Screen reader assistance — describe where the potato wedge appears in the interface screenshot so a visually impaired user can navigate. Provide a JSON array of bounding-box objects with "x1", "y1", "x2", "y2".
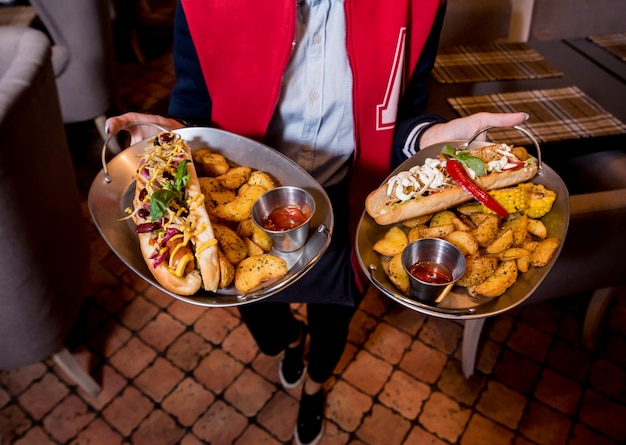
[
  {"x1": 457, "y1": 256, "x2": 498, "y2": 287},
  {"x1": 530, "y1": 237, "x2": 560, "y2": 267},
  {"x1": 198, "y1": 177, "x2": 237, "y2": 209},
  {"x1": 420, "y1": 223, "x2": 454, "y2": 239},
  {"x1": 210, "y1": 184, "x2": 267, "y2": 222},
  {"x1": 193, "y1": 149, "x2": 230, "y2": 176},
  {"x1": 516, "y1": 255, "x2": 531, "y2": 273},
  {"x1": 471, "y1": 260, "x2": 518, "y2": 298},
  {"x1": 217, "y1": 249, "x2": 235, "y2": 288},
  {"x1": 213, "y1": 224, "x2": 248, "y2": 265},
  {"x1": 527, "y1": 218, "x2": 548, "y2": 239},
  {"x1": 430, "y1": 210, "x2": 456, "y2": 228},
  {"x1": 247, "y1": 171, "x2": 277, "y2": 191},
  {"x1": 237, "y1": 219, "x2": 273, "y2": 252},
  {"x1": 471, "y1": 214, "x2": 499, "y2": 246},
  {"x1": 216, "y1": 166, "x2": 252, "y2": 189},
  {"x1": 502, "y1": 214, "x2": 529, "y2": 246},
  {"x1": 373, "y1": 226, "x2": 408, "y2": 257},
  {"x1": 401, "y1": 214, "x2": 432, "y2": 228},
  {"x1": 244, "y1": 237, "x2": 265, "y2": 257},
  {"x1": 486, "y1": 228, "x2": 514, "y2": 254},
  {"x1": 445, "y1": 230, "x2": 478, "y2": 256},
  {"x1": 234, "y1": 254, "x2": 288, "y2": 293},
  {"x1": 387, "y1": 253, "x2": 410, "y2": 293},
  {"x1": 408, "y1": 225, "x2": 427, "y2": 243},
  {"x1": 493, "y1": 247, "x2": 532, "y2": 261}
]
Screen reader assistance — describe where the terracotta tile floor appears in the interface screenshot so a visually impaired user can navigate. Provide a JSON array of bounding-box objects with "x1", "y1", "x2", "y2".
[{"x1": 2, "y1": 6, "x2": 626, "y2": 445}]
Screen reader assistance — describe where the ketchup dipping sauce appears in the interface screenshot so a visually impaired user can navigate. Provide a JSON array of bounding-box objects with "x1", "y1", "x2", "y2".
[
  {"x1": 263, "y1": 205, "x2": 310, "y2": 232},
  {"x1": 252, "y1": 186, "x2": 316, "y2": 252},
  {"x1": 400, "y1": 238, "x2": 466, "y2": 304}
]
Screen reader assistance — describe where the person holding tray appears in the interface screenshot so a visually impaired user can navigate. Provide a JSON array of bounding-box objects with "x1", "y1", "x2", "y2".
[{"x1": 105, "y1": 1, "x2": 527, "y2": 444}]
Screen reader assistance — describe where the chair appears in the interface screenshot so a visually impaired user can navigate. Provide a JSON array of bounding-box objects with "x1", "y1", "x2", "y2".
[
  {"x1": 0, "y1": 26, "x2": 100, "y2": 396},
  {"x1": 462, "y1": 151, "x2": 626, "y2": 377},
  {"x1": 29, "y1": 0, "x2": 120, "y2": 151}
]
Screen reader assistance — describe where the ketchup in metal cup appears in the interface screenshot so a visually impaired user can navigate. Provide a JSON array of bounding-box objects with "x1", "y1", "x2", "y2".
[
  {"x1": 409, "y1": 261, "x2": 453, "y2": 284},
  {"x1": 263, "y1": 205, "x2": 309, "y2": 231}
]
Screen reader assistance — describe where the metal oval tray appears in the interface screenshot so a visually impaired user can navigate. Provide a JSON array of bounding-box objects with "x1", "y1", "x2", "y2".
[
  {"x1": 356, "y1": 140, "x2": 570, "y2": 319},
  {"x1": 88, "y1": 127, "x2": 333, "y2": 307}
]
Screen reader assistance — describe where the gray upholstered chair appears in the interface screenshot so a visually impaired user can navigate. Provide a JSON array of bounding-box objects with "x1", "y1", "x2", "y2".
[
  {"x1": 29, "y1": 0, "x2": 120, "y2": 151},
  {"x1": 462, "y1": 152, "x2": 626, "y2": 377},
  {"x1": 0, "y1": 26, "x2": 100, "y2": 396}
]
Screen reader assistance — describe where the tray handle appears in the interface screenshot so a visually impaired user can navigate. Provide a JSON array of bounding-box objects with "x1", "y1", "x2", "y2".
[
  {"x1": 101, "y1": 122, "x2": 171, "y2": 183},
  {"x1": 462, "y1": 125, "x2": 543, "y2": 175}
]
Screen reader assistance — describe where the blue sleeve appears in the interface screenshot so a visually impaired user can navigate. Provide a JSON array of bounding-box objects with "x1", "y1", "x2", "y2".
[
  {"x1": 390, "y1": 1, "x2": 447, "y2": 169},
  {"x1": 167, "y1": 0, "x2": 213, "y2": 126}
]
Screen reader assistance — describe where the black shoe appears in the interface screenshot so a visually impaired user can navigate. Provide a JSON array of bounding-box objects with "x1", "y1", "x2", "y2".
[
  {"x1": 279, "y1": 321, "x2": 307, "y2": 389},
  {"x1": 294, "y1": 389, "x2": 324, "y2": 445}
]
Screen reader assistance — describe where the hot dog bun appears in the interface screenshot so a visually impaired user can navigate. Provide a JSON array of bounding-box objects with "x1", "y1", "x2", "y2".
[
  {"x1": 131, "y1": 132, "x2": 219, "y2": 295},
  {"x1": 366, "y1": 144, "x2": 538, "y2": 225}
]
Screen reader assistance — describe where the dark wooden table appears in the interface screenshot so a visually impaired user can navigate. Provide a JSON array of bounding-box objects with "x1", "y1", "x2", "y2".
[{"x1": 425, "y1": 39, "x2": 626, "y2": 166}]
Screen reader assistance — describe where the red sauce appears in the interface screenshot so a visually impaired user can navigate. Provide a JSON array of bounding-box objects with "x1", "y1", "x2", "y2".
[
  {"x1": 263, "y1": 205, "x2": 309, "y2": 231},
  {"x1": 409, "y1": 261, "x2": 452, "y2": 284}
]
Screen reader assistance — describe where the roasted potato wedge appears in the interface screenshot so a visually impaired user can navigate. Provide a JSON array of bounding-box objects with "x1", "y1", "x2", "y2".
[
  {"x1": 193, "y1": 149, "x2": 230, "y2": 177},
  {"x1": 530, "y1": 237, "x2": 560, "y2": 267},
  {"x1": 198, "y1": 177, "x2": 238, "y2": 209},
  {"x1": 234, "y1": 254, "x2": 288, "y2": 293},
  {"x1": 420, "y1": 223, "x2": 454, "y2": 239},
  {"x1": 457, "y1": 256, "x2": 498, "y2": 287},
  {"x1": 486, "y1": 228, "x2": 514, "y2": 254},
  {"x1": 217, "y1": 250, "x2": 235, "y2": 288},
  {"x1": 527, "y1": 218, "x2": 548, "y2": 239},
  {"x1": 210, "y1": 184, "x2": 267, "y2": 222},
  {"x1": 470, "y1": 260, "x2": 518, "y2": 298},
  {"x1": 216, "y1": 166, "x2": 252, "y2": 189},
  {"x1": 471, "y1": 214, "x2": 499, "y2": 246},
  {"x1": 247, "y1": 171, "x2": 277, "y2": 191},
  {"x1": 237, "y1": 218, "x2": 273, "y2": 252},
  {"x1": 445, "y1": 231, "x2": 479, "y2": 256},
  {"x1": 244, "y1": 237, "x2": 265, "y2": 257},
  {"x1": 213, "y1": 224, "x2": 248, "y2": 265},
  {"x1": 430, "y1": 210, "x2": 456, "y2": 228},
  {"x1": 386, "y1": 253, "x2": 410, "y2": 293},
  {"x1": 373, "y1": 226, "x2": 408, "y2": 257}
]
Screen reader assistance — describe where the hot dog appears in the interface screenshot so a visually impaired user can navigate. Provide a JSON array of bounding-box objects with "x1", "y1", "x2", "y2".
[
  {"x1": 365, "y1": 143, "x2": 538, "y2": 225},
  {"x1": 130, "y1": 131, "x2": 220, "y2": 295}
]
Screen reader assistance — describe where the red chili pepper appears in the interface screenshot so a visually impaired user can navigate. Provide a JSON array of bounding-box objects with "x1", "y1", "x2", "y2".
[{"x1": 445, "y1": 159, "x2": 509, "y2": 218}]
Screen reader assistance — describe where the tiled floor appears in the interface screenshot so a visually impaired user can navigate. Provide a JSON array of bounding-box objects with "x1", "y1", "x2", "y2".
[{"x1": 2, "y1": 5, "x2": 626, "y2": 445}]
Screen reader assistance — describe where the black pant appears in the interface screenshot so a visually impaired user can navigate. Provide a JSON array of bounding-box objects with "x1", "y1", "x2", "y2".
[{"x1": 237, "y1": 301, "x2": 360, "y2": 383}]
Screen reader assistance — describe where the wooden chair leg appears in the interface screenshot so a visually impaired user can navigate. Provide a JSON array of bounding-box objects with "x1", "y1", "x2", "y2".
[
  {"x1": 52, "y1": 348, "x2": 101, "y2": 397},
  {"x1": 462, "y1": 318, "x2": 486, "y2": 378},
  {"x1": 582, "y1": 287, "x2": 616, "y2": 349}
]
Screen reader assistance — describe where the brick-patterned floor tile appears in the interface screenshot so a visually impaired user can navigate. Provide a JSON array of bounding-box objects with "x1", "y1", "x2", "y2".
[
  {"x1": 578, "y1": 390, "x2": 626, "y2": 442},
  {"x1": 419, "y1": 392, "x2": 471, "y2": 443},
  {"x1": 382, "y1": 304, "x2": 426, "y2": 337},
  {"x1": 403, "y1": 425, "x2": 447, "y2": 445},
  {"x1": 546, "y1": 338, "x2": 593, "y2": 382},
  {"x1": 192, "y1": 400, "x2": 248, "y2": 444},
  {"x1": 569, "y1": 423, "x2": 622, "y2": 445},
  {"x1": 131, "y1": 409, "x2": 185, "y2": 445},
  {"x1": 256, "y1": 391, "x2": 299, "y2": 442},
  {"x1": 117, "y1": 295, "x2": 159, "y2": 331},
  {"x1": 222, "y1": 323, "x2": 259, "y2": 364},
  {"x1": 12, "y1": 427, "x2": 56, "y2": 445},
  {"x1": 224, "y1": 369, "x2": 275, "y2": 417},
  {"x1": 166, "y1": 330, "x2": 213, "y2": 372},
  {"x1": 589, "y1": 359, "x2": 626, "y2": 404},
  {"x1": 484, "y1": 314, "x2": 515, "y2": 343},
  {"x1": 347, "y1": 310, "x2": 379, "y2": 346},
  {"x1": 234, "y1": 424, "x2": 283, "y2": 445},
  {"x1": 194, "y1": 307, "x2": 241, "y2": 344},
  {"x1": 167, "y1": 300, "x2": 208, "y2": 325},
  {"x1": 194, "y1": 348, "x2": 244, "y2": 394},
  {"x1": 0, "y1": 363, "x2": 46, "y2": 396},
  {"x1": 162, "y1": 378, "x2": 215, "y2": 427},
  {"x1": 476, "y1": 338, "x2": 502, "y2": 375},
  {"x1": 42, "y1": 395, "x2": 94, "y2": 443},
  {"x1": 507, "y1": 322, "x2": 552, "y2": 362},
  {"x1": 67, "y1": 418, "x2": 123, "y2": 445},
  {"x1": 342, "y1": 350, "x2": 392, "y2": 395},
  {"x1": 476, "y1": 380, "x2": 527, "y2": 430},
  {"x1": 101, "y1": 386, "x2": 154, "y2": 436},
  {"x1": 399, "y1": 340, "x2": 447, "y2": 384},
  {"x1": 109, "y1": 337, "x2": 157, "y2": 379},
  {"x1": 419, "y1": 317, "x2": 463, "y2": 355},
  {"x1": 519, "y1": 401, "x2": 571, "y2": 445},
  {"x1": 437, "y1": 360, "x2": 485, "y2": 406},
  {"x1": 86, "y1": 365, "x2": 127, "y2": 410},
  {"x1": 326, "y1": 381, "x2": 372, "y2": 433},
  {"x1": 134, "y1": 357, "x2": 184, "y2": 402},
  {"x1": 493, "y1": 349, "x2": 541, "y2": 394},
  {"x1": 461, "y1": 412, "x2": 515, "y2": 445},
  {"x1": 138, "y1": 311, "x2": 186, "y2": 351},
  {"x1": 535, "y1": 368, "x2": 582, "y2": 415},
  {"x1": 17, "y1": 374, "x2": 68, "y2": 420},
  {"x1": 142, "y1": 285, "x2": 174, "y2": 308},
  {"x1": 87, "y1": 319, "x2": 132, "y2": 359},
  {"x1": 356, "y1": 404, "x2": 411, "y2": 445},
  {"x1": 0, "y1": 404, "x2": 32, "y2": 443},
  {"x1": 378, "y1": 370, "x2": 430, "y2": 420},
  {"x1": 364, "y1": 322, "x2": 412, "y2": 365}
]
